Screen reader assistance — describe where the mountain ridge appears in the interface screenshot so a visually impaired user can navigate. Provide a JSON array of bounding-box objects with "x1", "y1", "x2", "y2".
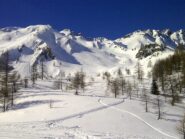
[{"x1": 0, "y1": 25, "x2": 184, "y2": 78}]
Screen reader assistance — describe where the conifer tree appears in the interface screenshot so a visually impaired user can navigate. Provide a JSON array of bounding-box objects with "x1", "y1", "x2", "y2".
[
  {"x1": 72, "y1": 72, "x2": 81, "y2": 95},
  {"x1": 110, "y1": 78, "x2": 120, "y2": 98},
  {"x1": 79, "y1": 69, "x2": 86, "y2": 92},
  {"x1": 0, "y1": 51, "x2": 20, "y2": 111},
  {"x1": 151, "y1": 79, "x2": 160, "y2": 95}
]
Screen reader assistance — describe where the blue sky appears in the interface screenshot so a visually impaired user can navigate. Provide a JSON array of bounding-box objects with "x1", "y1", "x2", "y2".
[{"x1": 0, "y1": 0, "x2": 185, "y2": 39}]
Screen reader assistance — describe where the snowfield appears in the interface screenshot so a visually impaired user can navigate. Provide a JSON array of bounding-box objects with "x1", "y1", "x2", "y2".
[
  {"x1": 0, "y1": 25, "x2": 185, "y2": 138},
  {"x1": 0, "y1": 25, "x2": 183, "y2": 78},
  {"x1": 0, "y1": 79, "x2": 183, "y2": 139}
]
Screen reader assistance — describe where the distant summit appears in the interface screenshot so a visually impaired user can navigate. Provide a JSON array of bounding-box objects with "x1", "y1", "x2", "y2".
[{"x1": 0, "y1": 25, "x2": 184, "y2": 77}]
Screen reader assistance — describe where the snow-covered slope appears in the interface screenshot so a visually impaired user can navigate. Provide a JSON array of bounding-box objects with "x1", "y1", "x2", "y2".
[
  {"x1": 0, "y1": 25, "x2": 184, "y2": 77},
  {"x1": 0, "y1": 79, "x2": 183, "y2": 139}
]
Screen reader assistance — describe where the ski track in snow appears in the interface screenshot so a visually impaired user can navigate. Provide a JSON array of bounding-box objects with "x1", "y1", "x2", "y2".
[
  {"x1": 99, "y1": 99, "x2": 178, "y2": 139},
  {"x1": 0, "y1": 95, "x2": 123, "y2": 139},
  {"x1": 0, "y1": 81, "x2": 180, "y2": 139}
]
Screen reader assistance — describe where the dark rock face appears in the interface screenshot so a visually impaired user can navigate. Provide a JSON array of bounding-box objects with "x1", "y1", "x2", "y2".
[{"x1": 136, "y1": 44, "x2": 164, "y2": 59}]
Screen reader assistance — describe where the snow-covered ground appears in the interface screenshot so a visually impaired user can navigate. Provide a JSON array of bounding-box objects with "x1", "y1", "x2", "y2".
[
  {"x1": 0, "y1": 25, "x2": 185, "y2": 138},
  {"x1": 0, "y1": 79, "x2": 183, "y2": 139},
  {"x1": 0, "y1": 25, "x2": 182, "y2": 78}
]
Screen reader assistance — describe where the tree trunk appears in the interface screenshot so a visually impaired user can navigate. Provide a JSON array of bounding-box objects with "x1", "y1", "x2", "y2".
[
  {"x1": 11, "y1": 85, "x2": 14, "y2": 106},
  {"x1": 129, "y1": 92, "x2": 131, "y2": 100},
  {"x1": 60, "y1": 81, "x2": 63, "y2": 91},
  {"x1": 41, "y1": 61, "x2": 44, "y2": 80},
  {"x1": 170, "y1": 84, "x2": 175, "y2": 106},
  {"x1": 75, "y1": 89, "x2": 78, "y2": 95},
  {"x1": 5, "y1": 52, "x2": 9, "y2": 97},
  {"x1": 145, "y1": 100, "x2": 148, "y2": 112},
  {"x1": 158, "y1": 99, "x2": 160, "y2": 120},
  {"x1": 3, "y1": 96, "x2": 6, "y2": 112},
  {"x1": 122, "y1": 86, "x2": 124, "y2": 95},
  {"x1": 115, "y1": 90, "x2": 117, "y2": 98}
]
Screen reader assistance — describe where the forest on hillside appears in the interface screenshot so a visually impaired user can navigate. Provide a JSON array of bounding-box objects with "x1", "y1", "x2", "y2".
[{"x1": 153, "y1": 50, "x2": 185, "y2": 105}]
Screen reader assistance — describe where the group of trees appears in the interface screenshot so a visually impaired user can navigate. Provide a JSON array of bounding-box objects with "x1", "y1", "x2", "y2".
[
  {"x1": 103, "y1": 67, "x2": 163, "y2": 120},
  {"x1": 31, "y1": 59, "x2": 47, "y2": 86},
  {"x1": 31, "y1": 63, "x2": 38, "y2": 85},
  {"x1": 144, "y1": 53, "x2": 185, "y2": 121},
  {"x1": 72, "y1": 70, "x2": 86, "y2": 95},
  {"x1": 135, "y1": 61, "x2": 144, "y2": 81},
  {"x1": 152, "y1": 51, "x2": 185, "y2": 106},
  {"x1": 106, "y1": 62, "x2": 144, "y2": 99},
  {"x1": 0, "y1": 52, "x2": 20, "y2": 112},
  {"x1": 105, "y1": 69, "x2": 134, "y2": 99},
  {"x1": 150, "y1": 80, "x2": 164, "y2": 120},
  {"x1": 152, "y1": 50, "x2": 185, "y2": 138},
  {"x1": 136, "y1": 81, "x2": 163, "y2": 120},
  {"x1": 0, "y1": 51, "x2": 49, "y2": 112},
  {"x1": 1, "y1": 47, "x2": 185, "y2": 137},
  {"x1": 107, "y1": 50, "x2": 185, "y2": 138}
]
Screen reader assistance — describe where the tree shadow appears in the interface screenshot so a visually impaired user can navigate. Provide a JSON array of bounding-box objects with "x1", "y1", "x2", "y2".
[
  {"x1": 174, "y1": 103, "x2": 185, "y2": 110},
  {"x1": 161, "y1": 117, "x2": 181, "y2": 122},
  {"x1": 163, "y1": 112, "x2": 183, "y2": 119},
  {"x1": 16, "y1": 93, "x2": 63, "y2": 99},
  {"x1": 77, "y1": 93, "x2": 114, "y2": 99},
  {"x1": 12, "y1": 100, "x2": 62, "y2": 110},
  {"x1": 49, "y1": 99, "x2": 124, "y2": 123},
  {"x1": 147, "y1": 111, "x2": 183, "y2": 122}
]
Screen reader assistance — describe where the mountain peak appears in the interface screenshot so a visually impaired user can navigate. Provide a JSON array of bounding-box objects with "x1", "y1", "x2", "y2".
[
  {"x1": 24, "y1": 24, "x2": 53, "y2": 33},
  {"x1": 60, "y1": 29, "x2": 72, "y2": 36},
  {"x1": 0, "y1": 25, "x2": 184, "y2": 77}
]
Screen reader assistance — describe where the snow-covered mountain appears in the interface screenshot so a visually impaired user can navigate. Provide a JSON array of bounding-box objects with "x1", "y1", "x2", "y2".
[{"x1": 0, "y1": 25, "x2": 184, "y2": 77}]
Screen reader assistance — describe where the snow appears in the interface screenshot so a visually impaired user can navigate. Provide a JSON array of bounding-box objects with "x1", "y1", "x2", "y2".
[
  {"x1": 0, "y1": 79, "x2": 183, "y2": 139},
  {"x1": 0, "y1": 25, "x2": 184, "y2": 138},
  {"x1": 0, "y1": 25, "x2": 182, "y2": 78},
  {"x1": 171, "y1": 30, "x2": 185, "y2": 45}
]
